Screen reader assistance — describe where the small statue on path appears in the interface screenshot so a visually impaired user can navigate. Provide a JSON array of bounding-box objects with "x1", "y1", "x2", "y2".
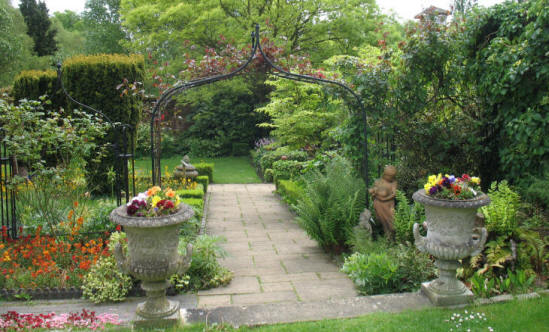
[{"x1": 369, "y1": 165, "x2": 397, "y2": 239}]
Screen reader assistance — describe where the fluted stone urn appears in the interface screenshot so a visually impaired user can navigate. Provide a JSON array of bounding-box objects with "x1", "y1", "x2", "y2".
[
  {"x1": 412, "y1": 190, "x2": 490, "y2": 306},
  {"x1": 109, "y1": 205, "x2": 194, "y2": 319}
]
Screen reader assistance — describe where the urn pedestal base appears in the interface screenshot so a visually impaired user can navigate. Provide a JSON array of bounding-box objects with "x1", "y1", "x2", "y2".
[
  {"x1": 133, "y1": 309, "x2": 185, "y2": 329},
  {"x1": 421, "y1": 258, "x2": 474, "y2": 306},
  {"x1": 421, "y1": 281, "x2": 473, "y2": 307},
  {"x1": 136, "y1": 280, "x2": 179, "y2": 319}
]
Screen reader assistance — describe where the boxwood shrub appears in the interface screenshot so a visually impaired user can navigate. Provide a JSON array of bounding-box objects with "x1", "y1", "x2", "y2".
[{"x1": 194, "y1": 163, "x2": 214, "y2": 183}]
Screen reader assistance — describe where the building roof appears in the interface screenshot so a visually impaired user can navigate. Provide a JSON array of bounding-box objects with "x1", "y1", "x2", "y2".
[{"x1": 414, "y1": 6, "x2": 450, "y2": 20}]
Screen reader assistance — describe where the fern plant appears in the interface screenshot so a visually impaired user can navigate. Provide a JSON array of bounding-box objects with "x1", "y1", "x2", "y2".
[
  {"x1": 481, "y1": 181, "x2": 521, "y2": 236},
  {"x1": 393, "y1": 190, "x2": 425, "y2": 243},
  {"x1": 295, "y1": 156, "x2": 365, "y2": 253}
]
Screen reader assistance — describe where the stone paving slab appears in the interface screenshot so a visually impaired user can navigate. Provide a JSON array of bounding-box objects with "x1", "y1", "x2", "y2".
[{"x1": 204, "y1": 184, "x2": 358, "y2": 307}]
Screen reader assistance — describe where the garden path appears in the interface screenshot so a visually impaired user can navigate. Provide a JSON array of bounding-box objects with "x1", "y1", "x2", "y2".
[{"x1": 198, "y1": 183, "x2": 358, "y2": 308}]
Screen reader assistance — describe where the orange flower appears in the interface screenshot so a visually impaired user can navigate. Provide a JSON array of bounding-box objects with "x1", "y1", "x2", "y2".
[
  {"x1": 67, "y1": 210, "x2": 74, "y2": 220},
  {"x1": 77, "y1": 217, "x2": 84, "y2": 225},
  {"x1": 165, "y1": 188, "x2": 176, "y2": 198},
  {"x1": 73, "y1": 201, "x2": 79, "y2": 208}
]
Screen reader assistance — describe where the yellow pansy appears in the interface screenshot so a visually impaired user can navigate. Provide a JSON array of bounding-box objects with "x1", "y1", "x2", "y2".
[
  {"x1": 175, "y1": 196, "x2": 181, "y2": 207},
  {"x1": 424, "y1": 183, "x2": 432, "y2": 193},
  {"x1": 428, "y1": 174, "x2": 437, "y2": 185},
  {"x1": 151, "y1": 196, "x2": 161, "y2": 207},
  {"x1": 471, "y1": 177, "x2": 481, "y2": 185}
]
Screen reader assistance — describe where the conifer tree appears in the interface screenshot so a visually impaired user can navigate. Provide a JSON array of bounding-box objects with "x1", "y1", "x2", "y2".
[{"x1": 19, "y1": 0, "x2": 57, "y2": 56}]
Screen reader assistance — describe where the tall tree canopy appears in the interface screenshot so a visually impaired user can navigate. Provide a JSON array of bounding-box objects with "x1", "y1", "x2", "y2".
[
  {"x1": 19, "y1": 0, "x2": 57, "y2": 56},
  {"x1": 120, "y1": 0, "x2": 382, "y2": 63},
  {"x1": 82, "y1": 0, "x2": 127, "y2": 54}
]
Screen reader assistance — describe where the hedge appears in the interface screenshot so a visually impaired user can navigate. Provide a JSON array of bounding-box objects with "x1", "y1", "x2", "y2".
[
  {"x1": 276, "y1": 180, "x2": 304, "y2": 206},
  {"x1": 182, "y1": 198, "x2": 204, "y2": 218},
  {"x1": 194, "y1": 163, "x2": 214, "y2": 183},
  {"x1": 272, "y1": 160, "x2": 306, "y2": 184},
  {"x1": 176, "y1": 184, "x2": 205, "y2": 199},
  {"x1": 12, "y1": 70, "x2": 65, "y2": 110},
  {"x1": 196, "y1": 175, "x2": 209, "y2": 193},
  {"x1": 62, "y1": 54, "x2": 145, "y2": 193}
]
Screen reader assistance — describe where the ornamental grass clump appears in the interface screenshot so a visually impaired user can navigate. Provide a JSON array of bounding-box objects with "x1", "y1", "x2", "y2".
[
  {"x1": 423, "y1": 173, "x2": 482, "y2": 200},
  {"x1": 126, "y1": 186, "x2": 182, "y2": 217}
]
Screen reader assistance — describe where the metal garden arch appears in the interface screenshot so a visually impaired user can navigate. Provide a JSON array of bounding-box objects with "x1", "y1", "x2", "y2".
[{"x1": 151, "y1": 25, "x2": 369, "y2": 190}]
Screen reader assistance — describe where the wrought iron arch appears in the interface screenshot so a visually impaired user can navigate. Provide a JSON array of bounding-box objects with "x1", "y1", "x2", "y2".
[{"x1": 151, "y1": 25, "x2": 369, "y2": 191}]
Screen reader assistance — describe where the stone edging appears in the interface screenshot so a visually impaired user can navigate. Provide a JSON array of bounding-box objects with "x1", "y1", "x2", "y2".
[
  {"x1": 199, "y1": 190, "x2": 210, "y2": 235},
  {"x1": 474, "y1": 290, "x2": 547, "y2": 306}
]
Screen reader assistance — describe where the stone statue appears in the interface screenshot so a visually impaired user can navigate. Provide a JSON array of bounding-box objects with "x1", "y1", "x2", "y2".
[
  {"x1": 369, "y1": 165, "x2": 397, "y2": 239},
  {"x1": 173, "y1": 155, "x2": 198, "y2": 180},
  {"x1": 355, "y1": 208, "x2": 373, "y2": 237}
]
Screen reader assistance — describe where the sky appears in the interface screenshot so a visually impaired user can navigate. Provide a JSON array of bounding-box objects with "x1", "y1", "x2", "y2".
[{"x1": 13, "y1": 0, "x2": 506, "y2": 21}]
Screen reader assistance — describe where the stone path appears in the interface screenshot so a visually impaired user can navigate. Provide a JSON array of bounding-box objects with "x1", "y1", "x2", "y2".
[{"x1": 197, "y1": 184, "x2": 358, "y2": 308}]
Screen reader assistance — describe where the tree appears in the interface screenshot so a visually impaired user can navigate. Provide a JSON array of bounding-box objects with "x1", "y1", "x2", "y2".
[
  {"x1": 120, "y1": 0, "x2": 382, "y2": 64},
  {"x1": 82, "y1": 0, "x2": 127, "y2": 54},
  {"x1": 19, "y1": 0, "x2": 57, "y2": 56},
  {"x1": 53, "y1": 10, "x2": 84, "y2": 31},
  {"x1": 0, "y1": 0, "x2": 36, "y2": 87}
]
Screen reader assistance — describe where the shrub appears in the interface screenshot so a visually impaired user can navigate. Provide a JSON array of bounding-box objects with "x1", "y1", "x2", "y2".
[
  {"x1": 12, "y1": 70, "x2": 64, "y2": 110},
  {"x1": 276, "y1": 180, "x2": 304, "y2": 207},
  {"x1": 62, "y1": 54, "x2": 145, "y2": 193},
  {"x1": 295, "y1": 156, "x2": 366, "y2": 253},
  {"x1": 182, "y1": 198, "x2": 204, "y2": 218},
  {"x1": 519, "y1": 173, "x2": 549, "y2": 210},
  {"x1": 272, "y1": 160, "x2": 306, "y2": 183},
  {"x1": 172, "y1": 235, "x2": 232, "y2": 292},
  {"x1": 176, "y1": 77, "x2": 270, "y2": 158},
  {"x1": 342, "y1": 242, "x2": 435, "y2": 295},
  {"x1": 81, "y1": 256, "x2": 132, "y2": 304},
  {"x1": 196, "y1": 175, "x2": 209, "y2": 193},
  {"x1": 232, "y1": 142, "x2": 250, "y2": 156},
  {"x1": 194, "y1": 162, "x2": 214, "y2": 183},
  {"x1": 393, "y1": 190, "x2": 425, "y2": 243},
  {"x1": 264, "y1": 168, "x2": 274, "y2": 182},
  {"x1": 481, "y1": 181, "x2": 521, "y2": 236},
  {"x1": 342, "y1": 252, "x2": 400, "y2": 295},
  {"x1": 259, "y1": 147, "x2": 308, "y2": 173},
  {"x1": 176, "y1": 184, "x2": 204, "y2": 199}
]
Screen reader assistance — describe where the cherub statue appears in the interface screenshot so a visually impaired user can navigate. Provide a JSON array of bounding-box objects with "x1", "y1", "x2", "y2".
[{"x1": 369, "y1": 165, "x2": 397, "y2": 239}]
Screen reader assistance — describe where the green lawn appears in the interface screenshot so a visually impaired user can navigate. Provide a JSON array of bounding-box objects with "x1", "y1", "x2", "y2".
[
  {"x1": 134, "y1": 156, "x2": 262, "y2": 184},
  {"x1": 173, "y1": 295, "x2": 548, "y2": 331}
]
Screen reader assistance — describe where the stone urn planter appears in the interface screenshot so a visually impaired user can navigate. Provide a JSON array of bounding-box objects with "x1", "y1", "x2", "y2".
[
  {"x1": 109, "y1": 204, "x2": 194, "y2": 319},
  {"x1": 412, "y1": 190, "x2": 490, "y2": 306}
]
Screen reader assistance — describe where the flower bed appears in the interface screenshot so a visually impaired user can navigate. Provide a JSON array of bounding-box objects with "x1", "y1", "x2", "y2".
[{"x1": 0, "y1": 209, "x2": 110, "y2": 291}]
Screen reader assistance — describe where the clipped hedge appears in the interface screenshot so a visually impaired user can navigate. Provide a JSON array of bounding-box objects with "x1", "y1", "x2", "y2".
[
  {"x1": 259, "y1": 148, "x2": 308, "y2": 173},
  {"x1": 276, "y1": 179, "x2": 304, "y2": 206},
  {"x1": 196, "y1": 175, "x2": 209, "y2": 193},
  {"x1": 62, "y1": 54, "x2": 145, "y2": 193},
  {"x1": 177, "y1": 184, "x2": 205, "y2": 199},
  {"x1": 194, "y1": 163, "x2": 214, "y2": 183},
  {"x1": 12, "y1": 70, "x2": 65, "y2": 110},
  {"x1": 272, "y1": 160, "x2": 306, "y2": 183},
  {"x1": 182, "y1": 198, "x2": 204, "y2": 218}
]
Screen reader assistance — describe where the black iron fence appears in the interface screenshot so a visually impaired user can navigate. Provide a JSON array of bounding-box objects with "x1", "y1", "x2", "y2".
[{"x1": 0, "y1": 128, "x2": 17, "y2": 239}]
